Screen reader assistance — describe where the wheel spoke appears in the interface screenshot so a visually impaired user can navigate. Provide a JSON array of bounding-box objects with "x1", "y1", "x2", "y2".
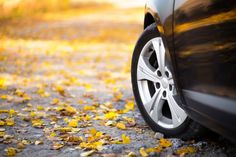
[
  {"x1": 144, "y1": 89, "x2": 163, "y2": 121},
  {"x1": 167, "y1": 93, "x2": 187, "y2": 127},
  {"x1": 137, "y1": 56, "x2": 157, "y2": 82},
  {"x1": 168, "y1": 79, "x2": 174, "y2": 85},
  {"x1": 152, "y1": 39, "x2": 165, "y2": 73}
]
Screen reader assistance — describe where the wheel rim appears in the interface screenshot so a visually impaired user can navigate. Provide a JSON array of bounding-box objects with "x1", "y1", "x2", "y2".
[{"x1": 137, "y1": 37, "x2": 187, "y2": 129}]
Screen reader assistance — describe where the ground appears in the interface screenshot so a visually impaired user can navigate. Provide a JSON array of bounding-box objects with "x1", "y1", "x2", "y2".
[{"x1": 0, "y1": 1, "x2": 235, "y2": 157}]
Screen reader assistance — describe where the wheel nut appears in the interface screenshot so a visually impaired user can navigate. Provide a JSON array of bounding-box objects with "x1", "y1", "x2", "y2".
[
  {"x1": 163, "y1": 91, "x2": 166, "y2": 97},
  {"x1": 165, "y1": 71, "x2": 169, "y2": 78},
  {"x1": 157, "y1": 70, "x2": 162, "y2": 77},
  {"x1": 156, "y1": 82, "x2": 160, "y2": 89},
  {"x1": 169, "y1": 85, "x2": 172, "y2": 91}
]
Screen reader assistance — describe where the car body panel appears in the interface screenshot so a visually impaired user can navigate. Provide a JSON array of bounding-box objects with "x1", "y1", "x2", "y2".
[{"x1": 144, "y1": 0, "x2": 236, "y2": 141}]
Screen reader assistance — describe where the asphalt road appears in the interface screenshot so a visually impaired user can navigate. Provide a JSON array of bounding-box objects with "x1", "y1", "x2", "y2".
[{"x1": 0, "y1": 1, "x2": 235, "y2": 156}]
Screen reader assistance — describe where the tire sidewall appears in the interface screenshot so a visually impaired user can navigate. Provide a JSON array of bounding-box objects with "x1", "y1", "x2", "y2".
[{"x1": 131, "y1": 23, "x2": 191, "y2": 136}]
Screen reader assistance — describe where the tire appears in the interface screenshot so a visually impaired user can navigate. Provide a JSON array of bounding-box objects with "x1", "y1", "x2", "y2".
[{"x1": 131, "y1": 23, "x2": 205, "y2": 139}]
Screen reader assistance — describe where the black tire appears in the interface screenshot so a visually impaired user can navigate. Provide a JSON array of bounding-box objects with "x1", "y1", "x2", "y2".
[{"x1": 131, "y1": 23, "x2": 206, "y2": 139}]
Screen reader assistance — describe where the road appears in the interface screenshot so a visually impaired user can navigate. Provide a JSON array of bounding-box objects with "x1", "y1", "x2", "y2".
[{"x1": 0, "y1": 1, "x2": 235, "y2": 156}]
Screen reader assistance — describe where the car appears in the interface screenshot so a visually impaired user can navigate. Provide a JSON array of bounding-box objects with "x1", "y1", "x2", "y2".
[{"x1": 131, "y1": 0, "x2": 236, "y2": 141}]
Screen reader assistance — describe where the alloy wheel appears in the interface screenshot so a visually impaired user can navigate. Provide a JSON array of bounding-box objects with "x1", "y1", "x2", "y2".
[{"x1": 137, "y1": 37, "x2": 187, "y2": 129}]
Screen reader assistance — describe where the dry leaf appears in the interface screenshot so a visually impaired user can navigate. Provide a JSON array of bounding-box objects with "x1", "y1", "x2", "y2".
[
  {"x1": 159, "y1": 138, "x2": 172, "y2": 148},
  {"x1": 122, "y1": 134, "x2": 130, "y2": 144},
  {"x1": 116, "y1": 122, "x2": 126, "y2": 130},
  {"x1": 139, "y1": 147, "x2": 148, "y2": 157},
  {"x1": 80, "y1": 150, "x2": 95, "y2": 157},
  {"x1": 5, "y1": 147, "x2": 17, "y2": 156}
]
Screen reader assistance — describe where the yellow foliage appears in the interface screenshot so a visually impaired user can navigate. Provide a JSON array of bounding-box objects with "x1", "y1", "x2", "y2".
[
  {"x1": 6, "y1": 118, "x2": 14, "y2": 126},
  {"x1": 125, "y1": 101, "x2": 135, "y2": 111},
  {"x1": 116, "y1": 122, "x2": 126, "y2": 130},
  {"x1": 68, "y1": 119, "x2": 78, "y2": 128},
  {"x1": 5, "y1": 147, "x2": 17, "y2": 156},
  {"x1": 31, "y1": 119, "x2": 44, "y2": 128},
  {"x1": 0, "y1": 120, "x2": 5, "y2": 126},
  {"x1": 176, "y1": 146, "x2": 197, "y2": 155},
  {"x1": 37, "y1": 105, "x2": 44, "y2": 111},
  {"x1": 50, "y1": 98, "x2": 60, "y2": 105},
  {"x1": 80, "y1": 141, "x2": 103, "y2": 150},
  {"x1": 122, "y1": 134, "x2": 130, "y2": 144},
  {"x1": 0, "y1": 77, "x2": 7, "y2": 89},
  {"x1": 89, "y1": 128, "x2": 97, "y2": 136},
  {"x1": 83, "y1": 105, "x2": 96, "y2": 111},
  {"x1": 105, "y1": 111, "x2": 118, "y2": 120},
  {"x1": 159, "y1": 138, "x2": 172, "y2": 148},
  {"x1": 139, "y1": 147, "x2": 148, "y2": 157}
]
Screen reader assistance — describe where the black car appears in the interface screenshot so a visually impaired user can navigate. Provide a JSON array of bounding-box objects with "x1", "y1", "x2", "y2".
[{"x1": 131, "y1": 0, "x2": 236, "y2": 141}]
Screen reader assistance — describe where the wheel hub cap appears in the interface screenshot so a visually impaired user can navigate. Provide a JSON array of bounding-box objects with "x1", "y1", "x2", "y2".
[{"x1": 136, "y1": 37, "x2": 187, "y2": 129}]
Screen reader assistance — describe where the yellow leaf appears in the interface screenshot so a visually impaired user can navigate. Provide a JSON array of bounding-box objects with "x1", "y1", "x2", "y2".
[
  {"x1": 30, "y1": 111, "x2": 36, "y2": 117},
  {"x1": 145, "y1": 148, "x2": 156, "y2": 153},
  {"x1": 5, "y1": 147, "x2": 16, "y2": 156},
  {"x1": 139, "y1": 147, "x2": 148, "y2": 157},
  {"x1": 176, "y1": 146, "x2": 197, "y2": 155},
  {"x1": 9, "y1": 109, "x2": 15, "y2": 117},
  {"x1": 54, "y1": 85, "x2": 65, "y2": 96},
  {"x1": 68, "y1": 119, "x2": 78, "y2": 128},
  {"x1": 1, "y1": 95, "x2": 8, "y2": 100},
  {"x1": 35, "y1": 140, "x2": 43, "y2": 145},
  {"x1": 159, "y1": 138, "x2": 172, "y2": 148},
  {"x1": 116, "y1": 122, "x2": 126, "y2": 130},
  {"x1": 125, "y1": 101, "x2": 135, "y2": 110},
  {"x1": 37, "y1": 105, "x2": 44, "y2": 111},
  {"x1": 122, "y1": 134, "x2": 130, "y2": 144},
  {"x1": 0, "y1": 78, "x2": 7, "y2": 89},
  {"x1": 89, "y1": 128, "x2": 97, "y2": 136},
  {"x1": 31, "y1": 119, "x2": 44, "y2": 128},
  {"x1": 50, "y1": 132, "x2": 57, "y2": 137},
  {"x1": 0, "y1": 110, "x2": 8, "y2": 113},
  {"x1": 6, "y1": 119, "x2": 14, "y2": 126},
  {"x1": 105, "y1": 112, "x2": 118, "y2": 120},
  {"x1": 127, "y1": 152, "x2": 137, "y2": 157},
  {"x1": 50, "y1": 98, "x2": 60, "y2": 105},
  {"x1": 83, "y1": 105, "x2": 96, "y2": 111},
  {"x1": 80, "y1": 150, "x2": 95, "y2": 157},
  {"x1": 0, "y1": 120, "x2": 5, "y2": 126},
  {"x1": 0, "y1": 131, "x2": 5, "y2": 137},
  {"x1": 79, "y1": 141, "x2": 103, "y2": 150},
  {"x1": 52, "y1": 142, "x2": 64, "y2": 150}
]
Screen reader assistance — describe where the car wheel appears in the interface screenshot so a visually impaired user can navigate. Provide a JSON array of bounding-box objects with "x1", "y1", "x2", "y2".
[{"x1": 131, "y1": 23, "x2": 205, "y2": 139}]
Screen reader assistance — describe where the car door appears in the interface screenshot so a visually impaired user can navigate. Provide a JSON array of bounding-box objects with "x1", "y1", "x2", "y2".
[{"x1": 173, "y1": 0, "x2": 236, "y2": 101}]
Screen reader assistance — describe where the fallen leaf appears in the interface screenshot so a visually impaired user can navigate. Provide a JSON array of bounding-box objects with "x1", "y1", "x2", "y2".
[
  {"x1": 68, "y1": 119, "x2": 78, "y2": 128},
  {"x1": 116, "y1": 122, "x2": 126, "y2": 130},
  {"x1": 35, "y1": 140, "x2": 43, "y2": 145},
  {"x1": 122, "y1": 134, "x2": 130, "y2": 144},
  {"x1": 105, "y1": 112, "x2": 118, "y2": 120},
  {"x1": 139, "y1": 147, "x2": 148, "y2": 157},
  {"x1": 176, "y1": 146, "x2": 197, "y2": 155},
  {"x1": 6, "y1": 118, "x2": 14, "y2": 126},
  {"x1": 5, "y1": 147, "x2": 17, "y2": 156},
  {"x1": 80, "y1": 150, "x2": 95, "y2": 157},
  {"x1": 159, "y1": 138, "x2": 172, "y2": 148}
]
